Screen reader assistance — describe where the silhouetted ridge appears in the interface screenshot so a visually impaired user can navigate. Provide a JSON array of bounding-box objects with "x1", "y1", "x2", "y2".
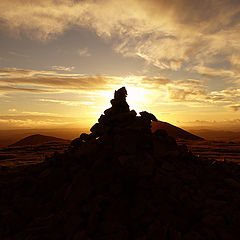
[
  {"x1": 0, "y1": 87, "x2": 240, "y2": 240},
  {"x1": 10, "y1": 134, "x2": 69, "y2": 147},
  {"x1": 152, "y1": 121, "x2": 204, "y2": 140}
]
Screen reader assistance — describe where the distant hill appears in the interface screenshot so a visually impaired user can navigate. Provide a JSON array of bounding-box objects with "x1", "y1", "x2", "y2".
[
  {"x1": 10, "y1": 134, "x2": 70, "y2": 147},
  {"x1": 0, "y1": 128, "x2": 87, "y2": 147},
  {"x1": 151, "y1": 121, "x2": 204, "y2": 140}
]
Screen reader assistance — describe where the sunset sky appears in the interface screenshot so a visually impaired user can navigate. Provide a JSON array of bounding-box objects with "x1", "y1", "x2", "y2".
[{"x1": 1, "y1": 0, "x2": 240, "y2": 130}]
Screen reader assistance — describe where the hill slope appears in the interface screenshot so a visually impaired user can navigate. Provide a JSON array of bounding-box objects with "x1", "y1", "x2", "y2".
[
  {"x1": 10, "y1": 134, "x2": 70, "y2": 147},
  {"x1": 151, "y1": 121, "x2": 204, "y2": 140}
]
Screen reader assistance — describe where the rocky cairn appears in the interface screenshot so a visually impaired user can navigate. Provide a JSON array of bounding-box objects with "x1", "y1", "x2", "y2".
[{"x1": 1, "y1": 87, "x2": 240, "y2": 240}]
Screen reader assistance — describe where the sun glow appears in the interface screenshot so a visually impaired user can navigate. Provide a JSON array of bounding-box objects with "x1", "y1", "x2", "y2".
[
  {"x1": 125, "y1": 86, "x2": 149, "y2": 111},
  {"x1": 94, "y1": 85, "x2": 150, "y2": 115}
]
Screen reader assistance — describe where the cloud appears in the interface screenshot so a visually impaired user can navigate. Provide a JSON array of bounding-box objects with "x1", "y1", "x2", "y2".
[
  {"x1": 39, "y1": 98, "x2": 95, "y2": 106},
  {"x1": 1, "y1": 0, "x2": 240, "y2": 73},
  {"x1": 229, "y1": 104, "x2": 240, "y2": 112},
  {"x1": 141, "y1": 77, "x2": 171, "y2": 87},
  {"x1": 0, "y1": 68, "x2": 115, "y2": 92},
  {"x1": 0, "y1": 76, "x2": 111, "y2": 91},
  {"x1": 168, "y1": 87, "x2": 206, "y2": 101},
  {"x1": 139, "y1": 77, "x2": 205, "y2": 90},
  {"x1": 1, "y1": 67, "x2": 240, "y2": 113},
  {"x1": 8, "y1": 108, "x2": 17, "y2": 112},
  {"x1": 178, "y1": 118, "x2": 240, "y2": 126},
  {"x1": 193, "y1": 65, "x2": 236, "y2": 78},
  {"x1": 0, "y1": 85, "x2": 55, "y2": 93},
  {"x1": 206, "y1": 87, "x2": 240, "y2": 103},
  {"x1": 0, "y1": 68, "x2": 58, "y2": 77},
  {"x1": 52, "y1": 66, "x2": 75, "y2": 71},
  {"x1": 77, "y1": 47, "x2": 91, "y2": 57},
  {"x1": 0, "y1": 68, "x2": 33, "y2": 76},
  {"x1": 173, "y1": 79, "x2": 206, "y2": 87},
  {"x1": 167, "y1": 84, "x2": 240, "y2": 104},
  {"x1": 21, "y1": 111, "x2": 60, "y2": 116},
  {"x1": 0, "y1": 114, "x2": 79, "y2": 129}
]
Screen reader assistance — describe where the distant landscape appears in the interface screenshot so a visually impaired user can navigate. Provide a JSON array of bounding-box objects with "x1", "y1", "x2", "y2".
[
  {"x1": 1, "y1": 125, "x2": 239, "y2": 148},
  {"x1": 0, "y1": 128, "x2": 89, "y2": 147},
  {"x1": 1, "y1": 122, "x2": 240, "y2": 168},
  {"x1": 186, "y1": 129, "x2": 240, "y2": 142}
]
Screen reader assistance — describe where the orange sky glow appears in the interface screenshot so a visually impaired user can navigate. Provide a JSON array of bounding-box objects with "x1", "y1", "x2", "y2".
[{"x1": 1, "y1": 0, "x2": 240, "y2": 131}]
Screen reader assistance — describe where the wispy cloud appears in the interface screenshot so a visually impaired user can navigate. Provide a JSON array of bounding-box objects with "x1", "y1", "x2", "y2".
[
  {"x1": 167, "y1": 84, "x2": 240, "y2": 105},
  {"x1": 229, "y1": 104, "x2": 240, "y2": 112},
  {"x1": 168, "y1": 87, "x2": 206, "y2": 102},
  {"x1": 1, "y1": 67, "x2": 239, "y2": 109},
  {"x1": 0, "y1": 68, "x2": 115, "y2": 92},
  {"x1": 77, "y1": 47, "x2": 91, "y2": 57},
  {"x1": 39, "y1": 98, "x2": 95, "y2": 106},
  {"x1": 8, "y1": 51, "x2": 28, "y2": 58},
  {"x1": 21, "y1": 111, "x2": 60, "y2": 116},
  {"x1": 0, "y1": 85, "x2": 55, "y2": 93},
  {"x1": 8, "y1": 108, "x2": 17, "y2": 112},
  {"x1": 177, "y1": 119, "x2": 240, "y2": 129},
  {"x1": 0, "y1": 114, "x2": 79, "y2": 129},
  {"x1": 52, "y1": 66, "x2": 75, "y2": 71},
  {"x1": 193, "y1": 65, "x2": 236, "y2": 78},
  {"x1": 1, "y1": 0, "x2": 240, "y2": 74},
  {"x1": 141, "y1": 77, "x2": 171, "y2": 88},
  {"x1": 0, "y1": 68, "x2": 56, "y2": 77}
]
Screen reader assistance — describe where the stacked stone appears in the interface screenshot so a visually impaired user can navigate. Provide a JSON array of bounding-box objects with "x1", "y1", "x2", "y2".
[
  {"x1": 70, "y1": 87, "x2": 172, "y2": 159},
  {"x1": 1, "y1": 87, "x2": 240, "y2": 240}
]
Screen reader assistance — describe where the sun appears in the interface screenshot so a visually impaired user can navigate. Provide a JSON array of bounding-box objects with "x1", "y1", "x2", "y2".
[
  {"x1": 95, "y1": 85, "x2": 149, "y2": 113},
  {"x1": 125, "y1": 86, "x2": 148, "y2": 111}
]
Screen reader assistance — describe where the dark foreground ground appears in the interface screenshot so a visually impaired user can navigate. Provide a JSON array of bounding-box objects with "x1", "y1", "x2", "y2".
[
  {"x1": 1, "y1": 139, "x2": 240, "y2": 168},
  {"x1": 1, "y1": 135, "x2": 240, "y2": 240}
]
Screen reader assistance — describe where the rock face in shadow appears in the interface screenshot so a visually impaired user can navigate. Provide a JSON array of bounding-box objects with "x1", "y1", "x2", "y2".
[{"x1": 0, "y1": 87, "x2": 240, "y2": 240}]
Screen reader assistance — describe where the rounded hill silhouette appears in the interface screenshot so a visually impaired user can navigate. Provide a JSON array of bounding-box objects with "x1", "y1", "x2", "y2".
[
  {"x1": 0, "y1": 87, "x2": 240, "y2": 240},
  {"x1": 10, "y1": 134, "x2": 70, "y2": 147}
]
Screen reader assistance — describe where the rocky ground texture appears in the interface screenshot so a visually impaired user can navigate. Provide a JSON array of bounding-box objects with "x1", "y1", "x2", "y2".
[{"x1": 1, "y1": 87, "x2": 240, "y2": 240}]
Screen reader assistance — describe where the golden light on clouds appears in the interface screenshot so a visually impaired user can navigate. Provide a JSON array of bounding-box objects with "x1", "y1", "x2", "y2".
[{"x1": 0, "y1": 0, "x2": 240, "y2": 129}]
